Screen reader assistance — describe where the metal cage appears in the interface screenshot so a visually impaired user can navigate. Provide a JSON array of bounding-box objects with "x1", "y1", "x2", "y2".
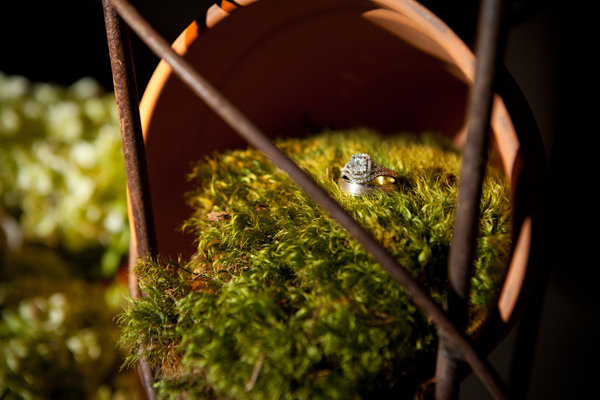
[{"x1": 102, "y1": 0, "x2": 547, "y2": 398}]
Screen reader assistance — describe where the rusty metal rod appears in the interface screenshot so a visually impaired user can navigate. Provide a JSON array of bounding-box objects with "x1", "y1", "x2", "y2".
[
  {"x1": 102, "y1": 0, "x2": 157, "y2": 265},
  {"x1": 107, "y1": 0, "x2": 507, "y2": 398},
  {"x1": 448, "y1": 0, "x2": 506, "y2": 327},
  {"x1": 102, "y1": 1, "x2": 157, "y2": 399},
  {"x1": 435, "y1": 0, "x2": 507, "y2": 399}
]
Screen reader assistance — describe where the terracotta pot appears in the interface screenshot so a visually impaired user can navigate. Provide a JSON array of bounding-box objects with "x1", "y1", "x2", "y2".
[{"x1": 136, "y1": 0, "x2": 546, "y2": 355}]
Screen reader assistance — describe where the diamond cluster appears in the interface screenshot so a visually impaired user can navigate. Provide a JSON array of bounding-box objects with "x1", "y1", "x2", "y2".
[{"x1": 342, "y1": 153, "x2": 371, "y2": 182}]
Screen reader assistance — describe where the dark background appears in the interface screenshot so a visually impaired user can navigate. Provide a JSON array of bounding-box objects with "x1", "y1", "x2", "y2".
[{"x1": 1, "y1": 0, "x2": 595, "y2": 398}]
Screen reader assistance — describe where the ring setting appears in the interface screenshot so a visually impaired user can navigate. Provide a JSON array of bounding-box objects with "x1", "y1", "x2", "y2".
[{"x1": 337, "y1": 153, "x2": 398, "y2": 195}]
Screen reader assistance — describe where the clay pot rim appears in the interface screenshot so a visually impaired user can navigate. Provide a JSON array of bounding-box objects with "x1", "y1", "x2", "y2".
[{"x1": 135, "y1": 0, "x2": 547, "y2": 355}]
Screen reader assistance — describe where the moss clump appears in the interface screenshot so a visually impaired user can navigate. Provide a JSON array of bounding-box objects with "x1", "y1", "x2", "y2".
[{"x1": 120, "y1": 129, "x2": 512, "y2": 399}]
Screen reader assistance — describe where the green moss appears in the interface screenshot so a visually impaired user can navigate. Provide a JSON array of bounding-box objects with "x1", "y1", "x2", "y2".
[{"x1": 120, "y1": 129, "x2": 512, "y2": 399}]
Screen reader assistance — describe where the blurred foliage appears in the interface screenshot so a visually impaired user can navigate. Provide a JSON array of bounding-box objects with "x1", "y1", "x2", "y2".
[
  {"x1": 0, "y1": 72, "x2": 128, "y2": 278},
  {"x1": 121, "y1": 129, "x2": 512, "y2": 399},
  {"x1": 0, "y1": 247, "x2": 140, "y2": 400},
  {"x1": 0, "y1": 72, "x2": 140, "y2": 399}
]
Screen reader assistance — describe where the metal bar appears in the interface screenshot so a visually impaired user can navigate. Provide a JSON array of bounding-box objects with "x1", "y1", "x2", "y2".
[
  {"x1": 435, "y1": 0, "x2": 507, "y2": 399},
  {"x1": 448, "y1": 0, "x2": 506, "y2": 324},
  {"x1": 107, "y1": 0, "x2": 507, "y2": 398},
  {"x1": 102, "y1": 1, "x2": 158, "y2": 399},
  {"x1": 435, "y1": 332, "x2": 461, "y2": 400},
  {"x1": 103, "y1": 0, "x2": 156, "y2": 263}
]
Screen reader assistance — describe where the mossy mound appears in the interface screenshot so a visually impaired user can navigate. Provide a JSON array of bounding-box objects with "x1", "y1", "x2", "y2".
[{"x1": 120, "y1": 129, "x2": 512, "y2": 399}]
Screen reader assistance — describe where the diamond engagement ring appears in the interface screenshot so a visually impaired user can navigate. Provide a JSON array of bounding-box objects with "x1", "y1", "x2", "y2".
[{"x1": 337, "y1": 153, "x2": 398, "y2": 195}]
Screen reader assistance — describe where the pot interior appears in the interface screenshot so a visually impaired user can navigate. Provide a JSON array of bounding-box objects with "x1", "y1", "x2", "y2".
[{"x1": 138, "y1": 0, "x2": 529, "y2": 327}]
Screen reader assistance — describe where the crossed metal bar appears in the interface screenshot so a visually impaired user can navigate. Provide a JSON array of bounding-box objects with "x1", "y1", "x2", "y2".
[{"x1": 103, "y1": 0, "x2": 508, "y2": 398}]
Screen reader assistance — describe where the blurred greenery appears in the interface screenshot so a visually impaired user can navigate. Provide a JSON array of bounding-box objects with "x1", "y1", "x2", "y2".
[
  {"x1": 0, "y1": 71, "x2": 129, "y2": 278},
  {"x1": 0, "y1": 72, "x2": 141, "y2": 399}
]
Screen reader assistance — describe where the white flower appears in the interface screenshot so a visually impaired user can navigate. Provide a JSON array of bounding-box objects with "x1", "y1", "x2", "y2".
[
  {"x1": 0, "y1": 107, "x2": 21, "y2": 135},
  {"x1": 48, "y1": 101, "x2": 82, "y2": 140},
  {"x1": 0, "y1": 74, "x2": 28, "y2": 100},
  {"x1": 104, "y1": 210, "x2": 125, "y2": 234},
  {"x1": 83, "y1": 97, "x2": 108, "y2": 124},
  {"x1": 69, "y1": 77, "x2": 101, "y2": 99},
  {"x1": 16, "y1": 162, "x2": 52, "y2": 195},
  {"x1": 33, "y1": 82, "x2": 60, "y2": 103},
  {"x1": 70, "y1": 141, "x2": 97, "y2": 169},
  {"x1": 47, "y1": 293, "x2": 67, "y2": 327},
  {"x1": 66, "y1": 336, "x2": 83, "y2": 358},
  {"x1": 65, "y1": 170, "x2": 94, "y2": 204},
  {"x1": 67, "y1": 329, "x2": 102, "y2": 362},
  {"x1": 22, "y1": 99, "x2": 42, "y2": 119}
]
